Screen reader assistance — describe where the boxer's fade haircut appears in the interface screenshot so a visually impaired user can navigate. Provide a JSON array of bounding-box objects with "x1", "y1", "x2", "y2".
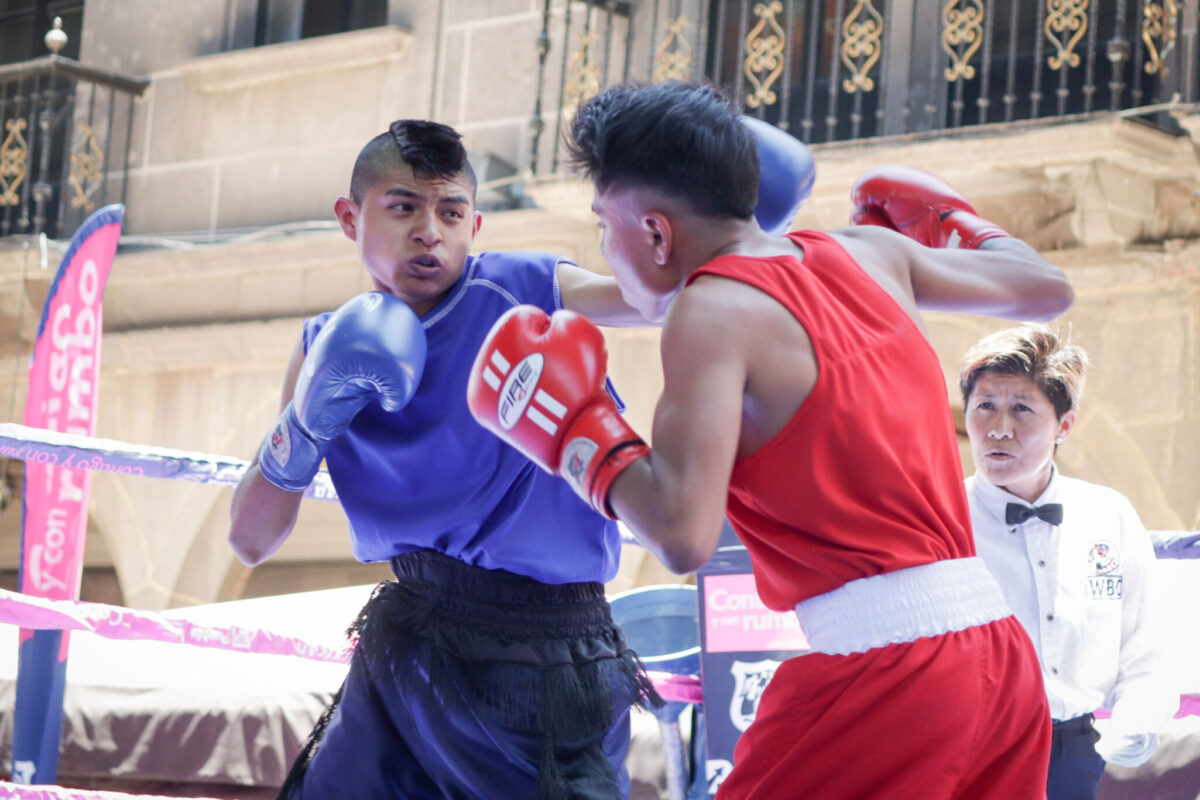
[
  {"x1": 959, "y1": 324, "x2": 1089, "y2": 420},
  {"x1": 349, "y1": 119, "x2": 478, "y2": 203},
  {"x1": 566, "y1": 81, "x2": 759, "y2": 220}
]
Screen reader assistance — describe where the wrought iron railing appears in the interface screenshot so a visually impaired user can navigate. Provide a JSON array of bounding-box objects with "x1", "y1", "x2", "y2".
[
  {"x1": 0, "y1": 54, "x2": 148, "y2": 240},
  {"x1": 531, "y1": 0, "x2": 637, "y2": 175},
  {"x1": 531, "y1": 0, "x2": 1199, "y2": 174},
  {"x1": 712, "y1": 0, "x2": 1197, "y2": 141}
]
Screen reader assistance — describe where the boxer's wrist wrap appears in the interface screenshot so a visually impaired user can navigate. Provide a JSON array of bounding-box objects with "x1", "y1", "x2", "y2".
[{"x1": 257, "y1": 402, "x2": 326, "y2": 492}]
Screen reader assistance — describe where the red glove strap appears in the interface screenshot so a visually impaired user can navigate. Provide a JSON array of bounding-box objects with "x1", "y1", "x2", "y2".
[
  {"x1": 560, "y1": 403, "x2": 648, "y2": 518},
  {"x1": 589, "y1": 440, "x2": 651, "y2": 519},
  {"x1": 944, "y1": 210, "x2": 1010, "y2": 249}
]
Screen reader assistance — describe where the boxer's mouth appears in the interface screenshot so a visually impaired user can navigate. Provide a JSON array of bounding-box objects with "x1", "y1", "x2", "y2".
[{"x1": 410, "y1": 255, "x2": 442, "y2": 272}]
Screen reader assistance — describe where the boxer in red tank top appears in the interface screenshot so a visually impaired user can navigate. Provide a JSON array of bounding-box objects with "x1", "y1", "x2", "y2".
[{"x1": 470, "y1": 82, "x2": 1074, "y2": 798}]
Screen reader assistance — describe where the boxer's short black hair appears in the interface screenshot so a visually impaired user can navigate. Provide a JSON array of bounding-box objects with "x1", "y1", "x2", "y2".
[
  {"x1": 350, "y1": 119, "x2": 477, "y2": 203},
  {"x1": 566, "y1": 81, "x2": 758, "y2": 220}
]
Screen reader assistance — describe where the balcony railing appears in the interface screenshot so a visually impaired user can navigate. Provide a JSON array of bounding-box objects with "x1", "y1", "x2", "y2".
[
  {"x1": 0, "y1": 54, "x2": 148, "y2": 240},
  {"x1": 531, "y1": 0, "x2": 1199, "y2": 175}
]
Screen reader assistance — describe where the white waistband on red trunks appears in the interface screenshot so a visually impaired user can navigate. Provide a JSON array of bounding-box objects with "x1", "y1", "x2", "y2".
[{"x1": 793, "y1": 557, "x2": 1012, "y2": 656}]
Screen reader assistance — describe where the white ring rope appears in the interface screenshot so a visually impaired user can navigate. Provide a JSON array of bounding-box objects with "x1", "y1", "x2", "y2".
[
  {"x1": 0, "y1": 423, "x2": 337, "y2": 501},
  {"x1": 0, "y1": 423, "x2": 646, "y2": 545}
]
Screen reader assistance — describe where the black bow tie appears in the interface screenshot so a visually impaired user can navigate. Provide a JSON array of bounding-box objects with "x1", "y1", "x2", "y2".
[{"x1": 1005, "y1": 502, "x2": 1064, "y2": 526}]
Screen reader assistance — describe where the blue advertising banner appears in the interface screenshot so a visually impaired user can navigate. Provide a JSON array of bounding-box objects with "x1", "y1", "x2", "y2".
[{"x1": 696, "y1": 526, "x2": 809, "y2": 796}]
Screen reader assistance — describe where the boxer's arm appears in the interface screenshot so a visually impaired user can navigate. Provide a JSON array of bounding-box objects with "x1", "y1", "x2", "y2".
[
  {"x1": 835, "y1": 225, "x2": 1074, "y2": 321},
  {"x1": 910, "y1": 233, "x2": 1073, "y2": 320},
  {"x1": 607, "y1": 282, "x2": 744, "y2": 573},
  {"x1": 557, "y1": 261, "x2": 655, "y2": 327},
  {"x1": 229, "y1": 336, "x2": 306, "y2": 567},
  {"x1": 846, "y1": 165, "x2": 1073, "y2": 320}
]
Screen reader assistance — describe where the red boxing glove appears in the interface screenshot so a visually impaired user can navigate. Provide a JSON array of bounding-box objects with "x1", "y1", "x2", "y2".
[
  {"x1": 467, "y1": 305, "x2": 648, "y2": 518},
  {"x1": 850, "y1": 165, "x2": 1010, "y2": 249}
]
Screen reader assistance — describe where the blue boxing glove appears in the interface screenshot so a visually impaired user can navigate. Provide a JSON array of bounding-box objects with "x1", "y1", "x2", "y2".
[
  {"x1": 744, "y1": 116, "x2": 816, "y2": 235},
  {"x1": 258, "y1": 292, "x2": 426, "y2": 491}
]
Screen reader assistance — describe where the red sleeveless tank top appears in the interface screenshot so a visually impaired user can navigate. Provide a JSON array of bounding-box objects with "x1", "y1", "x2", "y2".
[{"x1": 687, "y1": 230, "x2": 974, "y2": 610}]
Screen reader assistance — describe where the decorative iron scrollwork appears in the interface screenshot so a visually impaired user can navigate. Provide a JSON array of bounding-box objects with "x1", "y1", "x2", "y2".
[
  {"x1": 1142, "y1": 0, "x2": 1178, "y2": 76},
  {"x1": 563, "y1": 29, "x2": 602, "y2": 116},
  {"x1": 0, "y1": 118, "x2": 27, "y2": 207},
  {"x1": 654, "y1": 15, "x2": 692, "y2": 83},
  {"x1": 842, "y1": 0, "x2": 884, "y2": 93},
  {"x1": 744, "y1": 1, "x2": 786, "y2": 108},
  {"x1": 1045, "y1": 0, "x2": 1090, "y2": 70},
  {"x1": 68, "y1": 123, "x2": 103, "y2": 212},
  {"x1": 942, "y1": 0, "x2": 985, "y2": 81}
]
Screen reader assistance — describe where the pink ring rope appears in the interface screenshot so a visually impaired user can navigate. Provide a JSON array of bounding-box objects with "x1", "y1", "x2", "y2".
[
  {"x1": 0, "y1": 588, "x2": 703, "y2": 703},
  {"x1": 0, "y1": 781, "x2": 224, "y2": 800},
  {"x1": 0, "y1": 588, "x2": 351, "y2": 664}
]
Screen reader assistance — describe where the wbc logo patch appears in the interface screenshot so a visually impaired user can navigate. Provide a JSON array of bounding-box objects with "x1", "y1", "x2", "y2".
[{"x1": 1086, "y1": 540, "x2": 1123, "y2": 600}]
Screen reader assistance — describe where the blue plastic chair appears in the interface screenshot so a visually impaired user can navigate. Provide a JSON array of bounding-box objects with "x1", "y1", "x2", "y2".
[{"x1": 609, "y1": 584, "x2": 703, "y2": 800}]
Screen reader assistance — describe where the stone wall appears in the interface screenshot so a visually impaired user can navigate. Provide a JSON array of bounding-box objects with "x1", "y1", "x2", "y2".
[
  {"x1": 0, "y1": 3, "x2": 1191, "y2": 607},
  {"x1": 84, "y1": 1, "x2": 700, "y2": 237}
]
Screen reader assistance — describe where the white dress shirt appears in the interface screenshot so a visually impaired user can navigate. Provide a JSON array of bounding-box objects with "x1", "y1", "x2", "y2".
[{"x1": 966, "y1": 466, "x2": 1176, "y2": 742}]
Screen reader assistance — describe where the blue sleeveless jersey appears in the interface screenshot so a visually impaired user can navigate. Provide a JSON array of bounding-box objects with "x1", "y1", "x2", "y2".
[{"x1": 304, "y1": 251, "x2": 622, "y2": 584}]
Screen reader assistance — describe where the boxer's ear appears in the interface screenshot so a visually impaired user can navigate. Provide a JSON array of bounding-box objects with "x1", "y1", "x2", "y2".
[
  {"x1": 643, "y1": 212, "x2": 672, "y2": 266},
  {"x1": 335, "y1": 196, "x2": 359, "y2": 242}
]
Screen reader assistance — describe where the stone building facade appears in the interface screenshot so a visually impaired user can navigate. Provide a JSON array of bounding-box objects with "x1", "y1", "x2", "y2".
[{"x1": 0, "y1": 0, "x2": 1194, "y2": 610}]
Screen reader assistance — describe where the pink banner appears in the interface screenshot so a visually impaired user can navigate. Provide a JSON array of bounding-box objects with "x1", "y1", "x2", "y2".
[
  {"x1": 20, "y1": 206, "x2": 123, "y2": 639},
  {"x1": 702, "y1": 573, "x2": 809, "y2": 653}
]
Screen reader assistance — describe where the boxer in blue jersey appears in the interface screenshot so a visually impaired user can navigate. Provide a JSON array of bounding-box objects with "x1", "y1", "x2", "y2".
[{"x1": 228, "y1": 118, "x2": 814, "y2": 799}]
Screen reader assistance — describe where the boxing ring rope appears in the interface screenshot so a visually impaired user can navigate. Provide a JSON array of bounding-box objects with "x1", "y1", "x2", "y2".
[
  {"x1": 0, "y1": 424, "x2": 337, "y2": 502},
  {"x1": 0, "y1": 782, "x2": 224, "y2": 800},
  {"x1": 0, "y1": 588, "x2": 351, "y2": 664},
  {"x1": 0, "y1": 422, "x2": 1194, "y2": 797},
  {"x1": 0, "y1": 588, "x2": 698, "y2": 800},
  {"x1": 0, "y1": 423, "x2": 647, "y2": 542},
  {"x1": 0, "y1": 587, "x2": 703, "y2": 703},
  {"x1": 0, "y1": 419, "x2": 1187, "y2": 716}
]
